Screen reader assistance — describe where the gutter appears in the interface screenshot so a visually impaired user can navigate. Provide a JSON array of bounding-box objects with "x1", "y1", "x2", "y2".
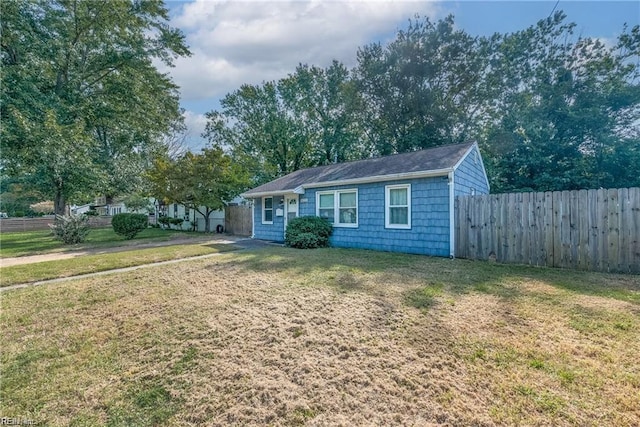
[{"x1": 242, "y1": 168, "x2": 453, "y2": 198}]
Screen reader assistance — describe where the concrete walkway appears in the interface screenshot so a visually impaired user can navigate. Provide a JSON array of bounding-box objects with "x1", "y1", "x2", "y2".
[{"x1": 0, "y1": 237, "x2": 276, "y2": 293}]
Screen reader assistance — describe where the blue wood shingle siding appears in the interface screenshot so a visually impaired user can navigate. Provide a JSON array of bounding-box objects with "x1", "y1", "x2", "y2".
[
  {"x1": 454, "y1": 146, "x2": 490, "y2": 196},
  {"x1": 301, "y1": 177, "x2": 451, "y2": 256},
  {"x1": 252, "y1": 176, "x2": 452, "y2": 256},
  {"x1": 249, "y1": 143, "x2": 489, "y2": 257},
  {"x1": 253, "y1": 195, "x2": 285, "y2": 242}
]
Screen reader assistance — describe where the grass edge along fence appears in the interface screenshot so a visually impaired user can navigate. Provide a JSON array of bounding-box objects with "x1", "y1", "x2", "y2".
[{"x1": 455, "y1": 187, "x2": 640, "y2": 273}]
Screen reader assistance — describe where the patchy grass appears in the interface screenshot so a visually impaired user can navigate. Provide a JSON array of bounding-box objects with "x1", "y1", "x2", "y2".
[
  {"x1": 1, "y1": 247, "x2": 638, "y2": 426},
  {"x1": 0, "y1": 227, "x2": 199, "y2": 258},
  {"x1": 0, "y1": 243, "x2": 236, "y2": 286}
]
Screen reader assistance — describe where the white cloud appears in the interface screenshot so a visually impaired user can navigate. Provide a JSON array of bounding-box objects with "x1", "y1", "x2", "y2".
[
  {"x1": 182, "y1": 110, "x2": 209, "y2": 151},
  {"x1": 167, "y1": 0, "x2": 440, "y2": 102}
]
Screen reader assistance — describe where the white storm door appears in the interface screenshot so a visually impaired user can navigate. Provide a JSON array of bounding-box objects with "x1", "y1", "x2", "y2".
[{"x1": 284, "y1": 195, "x2": 299, "y2": 229}]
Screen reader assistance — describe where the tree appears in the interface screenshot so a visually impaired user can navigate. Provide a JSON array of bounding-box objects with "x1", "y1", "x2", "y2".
[
  {"x1": 482, "y1": 13, "x2": 640, "y2": 192},
  {"x1": 279, "y1": 61, "x2": 367, "y2": 165},
  {"x1": 203, "y1": 61, "x2": 368, "y2": 185},
  {"x1": 355, "y1": 15, "x2": 492, "y2": 155},
  {"x1": 204, "y1": 82, "x2": 312, "y2": 185},
  {"x1": 147, "y1": 148, "x2": 249, "y2": 232},
  {"x1": 1, "y1": 0, "x2": 191, "y2": 214}
]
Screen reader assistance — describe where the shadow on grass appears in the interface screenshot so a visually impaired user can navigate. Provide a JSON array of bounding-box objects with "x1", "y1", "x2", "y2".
[{"x1": 214, "y1": 246, "x2": 640, "y2": 306}]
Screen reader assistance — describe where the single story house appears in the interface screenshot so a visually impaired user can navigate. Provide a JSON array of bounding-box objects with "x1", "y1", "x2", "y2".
[{"x1": 242, "y1": 142, "x2": 489, "y2": 257}]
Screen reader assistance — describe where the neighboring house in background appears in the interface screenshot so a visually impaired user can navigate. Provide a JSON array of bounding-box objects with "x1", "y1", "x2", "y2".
[
  {"x1": 242, "y1": 142, "x2": 489, "y2": 257},
  {"x1": 70, "y1": 203, "x2": 92, "y2": 215},
  {"x1": 90, "y1": 196, "x2": 136, "y2": 216},
  {"x1": 157, "y1": 202, "x2": 225, "y2": 233},
  {"x1": 73, "y1": 196, "x2": 151, "y2": 217}
]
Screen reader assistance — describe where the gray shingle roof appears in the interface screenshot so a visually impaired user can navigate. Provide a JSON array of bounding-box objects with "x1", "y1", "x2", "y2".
[{"x1": 243, "y1": 142, "x2": 475, "y2": 196}]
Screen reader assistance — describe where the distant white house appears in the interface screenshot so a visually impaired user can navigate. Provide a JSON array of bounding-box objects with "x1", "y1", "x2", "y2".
[
  {"x1": 72, "y1": 195, "x2": 248, "y2": 233},
  {"x1": 156, "y1": 201, "x2": 225, "y2": 233}
]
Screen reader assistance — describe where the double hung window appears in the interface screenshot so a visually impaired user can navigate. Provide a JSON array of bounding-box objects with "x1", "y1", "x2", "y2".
[
  {"x1": 316, "y1": 189, "x2": 358, "y2": 227},
  {"x1": 262, "y1": 197, "x2": 273, "y2": 224},
  {"x1": 385, "y1": 184, "x2": 411, "y2": 229}
]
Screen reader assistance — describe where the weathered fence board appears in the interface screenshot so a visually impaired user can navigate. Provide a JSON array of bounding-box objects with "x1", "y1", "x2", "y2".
[
  {"x1": 0, "y1": 216, "x2": 112, "y2": 233},
  {"x1": 225, "y1": 205, "x2": 252, "y2": 237},
  {"x1": 455, "y1": 187, "x2": 640, "y2": 273}
]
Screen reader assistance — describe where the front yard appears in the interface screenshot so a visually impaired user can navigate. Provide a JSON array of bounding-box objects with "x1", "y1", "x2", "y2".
[{"x1": 1, "y1": 247, "x2": 638, "y2": 426}]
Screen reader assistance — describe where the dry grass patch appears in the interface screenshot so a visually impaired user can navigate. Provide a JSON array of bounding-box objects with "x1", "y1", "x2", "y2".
[{"x1": 1, "y1": 247, "x2": 638, "y2": 426}]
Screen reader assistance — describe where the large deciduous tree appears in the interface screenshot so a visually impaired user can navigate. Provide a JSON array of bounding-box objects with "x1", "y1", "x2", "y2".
[
  {"x1": 203, "y1": 61, "x2": 366, "y2": 185},
  {"x1": 482, "y1": 13, "x2": 640, "y2": 192},
  {"x1": 1, "y1": 0, "x2": 191, "y2": 214},
  {"x1": 355, "y1": 15, "x2": 492, "y2": 154},
  {"x1": 204, "y1": 81, "x2": 312, "y2": 185},
  {"x1": 147, "y1": 148, "x2": 249, "y2": 233}
]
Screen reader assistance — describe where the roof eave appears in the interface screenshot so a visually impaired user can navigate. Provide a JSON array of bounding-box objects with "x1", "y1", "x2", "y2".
[
  {"x1": 300, "y1": 168, "x2": 454, "y2": 190},
  {"x1": 241, "y1": 189, "x2": 296, "y2": 198},
  {"x1": 243, "y1": 168, "x2": 454, "y2": 198}
]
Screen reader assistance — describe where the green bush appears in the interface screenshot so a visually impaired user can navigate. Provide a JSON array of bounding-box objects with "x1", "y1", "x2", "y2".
[
  {"x1": 285, "y1": 216, "x2": 332, "y2": 249},
  {"x1": 169, "y1": 217, "x2": 184, "y2": 229},
  {"x1": 158, "y1": 216, "x2": 170, "y2": 228},
  {"x1": 49, "y1": 214, "x2": 91, "y2": 244},
  {"x1": 112, "y1": 213, "x2": 148, "y2": 239}
]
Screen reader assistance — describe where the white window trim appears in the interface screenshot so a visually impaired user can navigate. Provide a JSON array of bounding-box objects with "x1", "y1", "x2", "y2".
[
  {"x1": 315, "y1": 189, "x2": 358, "y2": 228},
  {"x1": 262, "y1": 196, "x2": 273, "y2": 224},
  {"x1": 385, "y1": 184, "x2": 411, "y2": 229}
]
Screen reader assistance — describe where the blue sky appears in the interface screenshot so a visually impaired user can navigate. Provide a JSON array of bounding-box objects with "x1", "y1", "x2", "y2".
[{"x1": 162, "y1": 1, "x2": 640, "y2": 150}]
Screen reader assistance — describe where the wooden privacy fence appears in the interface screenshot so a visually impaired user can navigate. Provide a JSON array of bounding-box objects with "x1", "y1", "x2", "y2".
[
  {"x1": 0, "y1": 216, "x2": 113, "y2": 233},
  {"x1": 225, "y1": 205, "x2": 252, "y2": 237},
  {"x1": 455, "y1": 187, "x2": 640, "y2": 273}
]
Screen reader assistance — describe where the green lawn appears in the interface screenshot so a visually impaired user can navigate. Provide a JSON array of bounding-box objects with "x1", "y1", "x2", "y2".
[
  {"x1": 0, "y1": 242, "x2": 238, "y2": 287},
  {"x1": 1, "y1": 247, "x2": 638, "y2": 426},
  {"x1": 0, "y1": 227, "x2": 200, "y2": 258}
]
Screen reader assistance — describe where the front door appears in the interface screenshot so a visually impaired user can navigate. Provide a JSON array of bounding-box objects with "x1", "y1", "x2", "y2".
[{"x1": 284, "y1": 195, "x2": 299, "y2": 229}]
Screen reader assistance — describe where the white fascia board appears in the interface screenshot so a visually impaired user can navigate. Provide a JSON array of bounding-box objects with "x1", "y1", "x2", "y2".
[
  {"x1": 240, "y1": 190, "x2": 296, "y2": 198},
  {"x1": 299, "y1": 168, "x2": 453, "y2": 191}
]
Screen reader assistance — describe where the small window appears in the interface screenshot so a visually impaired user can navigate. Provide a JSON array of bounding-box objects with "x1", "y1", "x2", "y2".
[
  {"x1": 316, "y1": 189, "x2": 358, "y2": 227},
  {"x1": 318, "y1": 193, "x2": 335, "y2": 223},
  {"x1": 385, "y1": 184, "x2": 411, "y2": 229},
  {"x1": 262, "y1": 197, "x2": 273, "y2": 224},
  {"x1": 338, "y1": 191, "x2": 357, "y2": 225}
]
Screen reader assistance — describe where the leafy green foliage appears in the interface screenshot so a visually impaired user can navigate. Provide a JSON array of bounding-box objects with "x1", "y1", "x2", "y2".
[
  {"x1": 49, "y1": 214, "x2": 91, "y2": 244},
  {"x1": 169, "y1": 218, "x2": 185, "y2": 229},
  {"x1": 204, "y1": 13, "x2": 639, "y2": 192},
  {"x1": 1, "y1": 0, "x2": 191, "y2": 214},
  {"x1": 285, "y1": 216, "x2": 333, "y2": 249},
  {"x1": 204, "y1": 62, "x2": 365, "y2": 185},
  {"x1": 111, "y1": 213, "x2": 148, "y2": 240},
  {"x1": 482, "y1": 13, "x2": 640, "y2": 192},
  {"x1": 355, "y1": 15, "x2": 490, "y2": 154},
  {"x1": 147, "y1": 147, "x2": 249, "y2": 232}
]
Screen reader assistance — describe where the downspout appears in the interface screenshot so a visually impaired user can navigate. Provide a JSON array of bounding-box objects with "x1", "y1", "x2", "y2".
[
  {"x1": 448, "y1": 171, "x2": 455, "y2": 259},
  {"x1": 251, "y1": 200, "x2": 255, "y2": 238}
]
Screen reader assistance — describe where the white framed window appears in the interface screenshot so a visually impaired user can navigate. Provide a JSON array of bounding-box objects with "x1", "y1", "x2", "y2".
[
  {"x1": 385, "y1": 184, "x2": 411, "y2": 229},
  {"x1": 262, "y1": 197, "x2": 273, "y2": 224},
  {"x1": 316, "y1": 189, "x2": 358, "y2": 227}
]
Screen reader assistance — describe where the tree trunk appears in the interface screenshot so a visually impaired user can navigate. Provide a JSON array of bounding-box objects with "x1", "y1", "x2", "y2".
[
  {"x1": 54, "y1": 188, "x2": 66, "y2": 216},
  {"x1": 204, "y1": 209, "x2": 211, "y2": 233}
]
